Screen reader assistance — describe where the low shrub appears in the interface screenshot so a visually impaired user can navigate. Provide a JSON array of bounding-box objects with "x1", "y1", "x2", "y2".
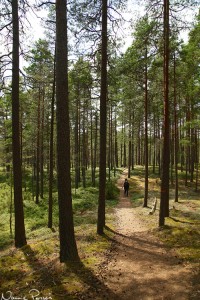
[{"x1": 105, "y1": 180, "x2": 119, "y2": 200}]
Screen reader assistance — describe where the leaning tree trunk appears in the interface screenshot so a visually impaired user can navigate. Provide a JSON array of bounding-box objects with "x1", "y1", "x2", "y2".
[
  {"x1": 56, "y1": 0, "x2": 79, "y2": 262},
  {"x1": 159, "y1": 0, "x2": 170, "y2": 226},
  {"x1": 97, "y1": 0, "x2": 108, "y2": 235},
  {"x1": 12, "y1": 0, "x2": 27, "y2": 247}
]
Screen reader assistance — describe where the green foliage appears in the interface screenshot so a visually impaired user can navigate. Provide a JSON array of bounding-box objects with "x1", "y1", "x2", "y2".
[
  {"x1": 105, "y1": 180, "x2": 119, "y2": 200},
  {"x1": 0, "y1": 168, "x2": 116, "y2": 297},
  {"x1": 128, "y1": 166, "x2": 200, "y2": 263},
  {"x1": 0, "y1": 233, "x2": 13, "y2": 250},
  {"x1": 0, "y1": 164, "x2": 122, "y2": 251},
  {"x1": 24, "y1": 200, "x2": 50, "y2": 231},
  {"x1": 130, "y1": 192, "x2": 144, "y2": 207},
  {"x1": 159, "y1": 218, "x2": 200, "y2": 261},
  {"x1": 73, "y1": 190, "x2": 97, "y2": 212}
]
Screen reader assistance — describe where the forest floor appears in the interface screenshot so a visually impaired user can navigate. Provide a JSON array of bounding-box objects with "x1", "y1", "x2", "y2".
[
  {"x1": 77, "y1": 169, "x2": 200, "y2": 300},
  {"x1": 1, "y1": 168, "x2": 200, "y2": 300}
]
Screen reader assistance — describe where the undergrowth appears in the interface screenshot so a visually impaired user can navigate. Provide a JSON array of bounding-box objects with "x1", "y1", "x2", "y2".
[
  {"x1": 0, "y1": 167, "x2": 121, "y2": 298},
  {"x1": 1, "y1": 165, "x2": 200, "y2": 297},
  {"x1": 129, "y1": 165, "x2": 200, "y2": 264}
]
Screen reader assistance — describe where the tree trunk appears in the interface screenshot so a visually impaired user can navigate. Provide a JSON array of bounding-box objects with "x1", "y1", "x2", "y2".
[
  {"x1": 153, "y1": 115, "x2": 156, "y2": 174},
  {"x1": 128, "y1": 111, "x2": 131, "y2": 178},
  {"x1": 185, "y1": 97, "x2": 190, "y2": 186},
  {"x1": 56, "y1": 0, "x2": 79, "y2": 262},
  {"x1": 12, "y1": 0, "x2": 27, "y2": 247},
  {"x1": 97, "y1": 0, "x2": 108, "y2": 235},
  {"x1": 159, "y1": 0, "x2": 170, "y2": 226},
  {"x1": 195, "y1": 129, "x2": 199, "y2": 192},
  {"x1": 48, "y1": 49, "x2": 56, "y2": 229},
  {"x1": 137, "y1": 127, "x2": 141, "y2": 165},
  {"x1": 108, "y1": 105, "x2": 111, "y2": 181},
  {"x1": 110, "y1": 105, "x2": 114, "y2": 172},
  {"x1": 190, "y1": 126, "x2": 195, "y2": 183},
  {"x1": 115, "y1": 115, "x2": 118, "y2": 168},
  {"x1": 40, "y1": 88, "x2": 45, "y2": 199},
  {"x1": 90, "y1": 102, "x2": 94, "y2": 185},
  {"x1": 75, "y1": 89, "x2": 80, "y2": 189},
  {"x1": 144, "y1": 48, "x2": 148, "y2": 208},
  {"x1": 173, "y1": 53, "x2": 179, "y2": 202},
  {"x1": 82, "y1": 125, "x2": 86, "y2": 188},
  {"x1": 93, "y1": 112, "x2": 98, "y2": 186},
  {"x1": 131, "y1": 112, "x2": 135, "y2": 170},
  {"x1": 157, "y1": 116, "x2": 161, "y2": 177},
  {"x1": 36, "y1": 88, "x2": 41, "y2": 204}
]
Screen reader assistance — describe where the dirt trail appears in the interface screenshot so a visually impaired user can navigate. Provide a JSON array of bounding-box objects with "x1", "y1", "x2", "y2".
[{"x1": 99, "y1": 170, "x2": 194, "y2": 300}]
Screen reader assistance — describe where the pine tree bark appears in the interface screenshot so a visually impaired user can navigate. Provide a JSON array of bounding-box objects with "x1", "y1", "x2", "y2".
[
  {"x1": 185, "y1": 97, "x2": 190, "y2": 186},
  {"x1": 12, "y1": 0, "x2": 27, "y2": 247},
  {"x1": 48, "y1": 49, "x2": 56, "y2": 229},
  {"x1": 159, "y1": 0, "x2": 170, "y2": 226},
  {"x1": 115, "y1": 115, "x2": 118, "y2": 168},
  {"x1": 36, "y1": 88, "x2": 41, "y2": 204},
  {"x1": 123, "y1": 121, "x2": 126, "y2": 167},
  {"x1": 40, "y1": 89, "x2": 45, "y2": 199},
  {"x1": 153, "y1": 115, "x2": 156, "y2": 174},
  {"x1": 108, "y1": 106, "x2": 111, "y2": 181},
  {"x1": 75, "y1": 92, "x2": 80, "y2": 189},
  {"x1": 94, "y1": 113, "x2": 98, "y2": 182},
  {"x1": 173, "y1": 54, "x2": 179, "y2": 203},
  {"x1": 97, "y1": 0, "x2": 108, "y2": 235},
  {"x1": 144, "y1": 47, "x2": 148, "y2": 208},
  {"x1": 82, "y1": 125, "x2": 86, "y2": 188},
  {"x1": 56, "y1": 0, "x2": 79, "y2": 261},
  {"x1": 195, "y1": 129, "x2": 199, "y2": 192},
  {"x1": 131, "y1": 112, "x2": 135, "y2": 170},
  {"x1": 128, "y1": 111, "x2": 131, "y2": 178}
]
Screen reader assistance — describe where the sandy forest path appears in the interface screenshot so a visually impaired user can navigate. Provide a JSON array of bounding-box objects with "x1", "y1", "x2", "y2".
[{"x1": 92, "y1": 170, "x2": 195, "y2": 300}]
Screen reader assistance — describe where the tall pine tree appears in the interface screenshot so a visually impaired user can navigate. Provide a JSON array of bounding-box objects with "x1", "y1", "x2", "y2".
[
  {"x1": 56, "y1": 0, "x2": 79, "y2": 262},
  {"x1": 12, "y1": 0, "x2": 27, "y2": 247}
]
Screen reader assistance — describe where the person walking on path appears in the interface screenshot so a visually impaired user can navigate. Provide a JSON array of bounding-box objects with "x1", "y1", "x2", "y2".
[{"x1": 123, "y1": 178, "x2": 129, "y2": 196}]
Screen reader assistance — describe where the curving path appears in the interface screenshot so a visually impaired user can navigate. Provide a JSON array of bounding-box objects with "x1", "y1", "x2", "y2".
[{"x1": 100, "y1": 170, "x2": 193, "y2": 300}]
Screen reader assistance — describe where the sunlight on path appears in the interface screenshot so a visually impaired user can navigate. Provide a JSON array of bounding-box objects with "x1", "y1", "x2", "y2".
[{"x1": 116, "y1": 169, "x2": 147, "y2": 234}]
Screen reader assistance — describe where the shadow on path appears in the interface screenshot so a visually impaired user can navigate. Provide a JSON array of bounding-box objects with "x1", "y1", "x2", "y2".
[
  {"x1": 66, "y1": 260, "x2": 120, "y2": 300},
  {"x1": 98, "y1": 169, "x2": 193, "y2": 299},
  {"x1": 20, "y1": 244, "x2": 121, "y2": 300}
]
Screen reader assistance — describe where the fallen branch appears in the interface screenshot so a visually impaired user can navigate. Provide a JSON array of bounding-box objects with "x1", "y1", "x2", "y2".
[{"x1": 149, "y1": 198, "x2": 157, "y2": 215}]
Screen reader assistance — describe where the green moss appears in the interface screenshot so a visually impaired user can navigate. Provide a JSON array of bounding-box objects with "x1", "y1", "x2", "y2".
[
  {"x1": 157, "y1": 216, "x2": 200, "y2": 262},
  {"x1": 130, "y1": 192, "x2": 144, "y2": 207}
]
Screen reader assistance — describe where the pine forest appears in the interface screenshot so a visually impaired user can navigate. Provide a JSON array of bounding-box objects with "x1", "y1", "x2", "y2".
[{"x1": 0, "y1": 0, "x2": 200, "y2": 299}]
